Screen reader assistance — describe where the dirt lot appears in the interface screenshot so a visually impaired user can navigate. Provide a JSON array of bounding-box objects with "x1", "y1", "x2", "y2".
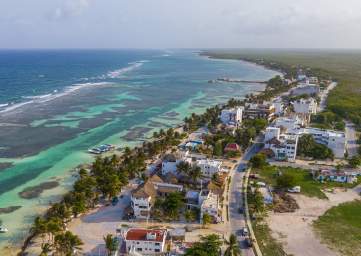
[{"x1": 266, "y1": 186, "x2": 361, "y2": 256}]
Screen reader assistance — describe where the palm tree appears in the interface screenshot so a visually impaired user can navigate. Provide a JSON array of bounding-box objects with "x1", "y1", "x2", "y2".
[
  {"x1": 104, "y1": 234, "x2": 119, "y2": 256},
  {"x1": 54, "y1": 231, "x2": 83, "y2": 255},
  {"x1": 224, "y1": 234, "x2": 240, "y2": 256},
  {"x1": 30, "y1": 217, "x2": 47, "y2": 244},
  {"x1": 176, "y1": 161, "x2": 191, "y2": 176},
  {"x1": 39, "y1": 242, "x2": 52, "y2": 256},
  {"x1": 189, "y1": 166, "x2": 202, "y2": 184}
]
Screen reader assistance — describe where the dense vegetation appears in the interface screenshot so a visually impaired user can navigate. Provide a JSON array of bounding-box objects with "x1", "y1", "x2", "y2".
[
  {"x1": 185, "y1": 234, "x2": 223, "y2": 256},
  {"x1": 297, "y1": 134, "x2": 334, "y2": 160},
  {"x1": 311, "y1": 111, "x2": 345, "y2": 131},
  {"x1": 314, "y1": 200, "x2": 361, "y2": 256}
]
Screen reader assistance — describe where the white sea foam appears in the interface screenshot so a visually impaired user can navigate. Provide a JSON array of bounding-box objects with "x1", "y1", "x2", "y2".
[
  {"x1": 107, "y1": 60, "x2": 148, "y2": 79},
  {"x1": 0, "y1": 82, "x2": 113, "y2": 114}
]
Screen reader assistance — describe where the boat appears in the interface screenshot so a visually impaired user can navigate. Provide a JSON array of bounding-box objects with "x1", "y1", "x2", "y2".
[
  {"x1": 87, "y1": 144, "x2": 115, "y2": 154},
  {"x1": 0, "y1": 227, "x2": 8, "y2": 233}
]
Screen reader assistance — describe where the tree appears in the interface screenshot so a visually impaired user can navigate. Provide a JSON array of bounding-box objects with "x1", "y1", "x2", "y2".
[
  {"x1": 163, "y1": 192, "x2": 184, "y2": 219},
  {"x1": 202, "y1": 213, "x2": 212, "y2": 226},
  {"x1": 349, "y1": 156, "x2": 361, "y2": 168},
  {"x1": 31, "y1": 217, "x2": 47, "y2": 244},
  {"x1": 177, "y1": 161, "x2": 191, "y2": 176},
  {"x1": 249, "y1": 153, "x2": 267, "y2": 169},
  {"x1": 104, "y1": 234, "x2": 119, "y2": 256},
  {"x1": 40, "y1": 242, "x2": 53, "y2": 256},
  {"x1": 224, "y1": 234, "x2": 241, "y2": 256},
  {"x1": 297, "y1": 134, "x2": 334, "y2": 160},
  {"x1": 213, "y1": 141, "x2": 223, "y2": 157},
  {"x1": 276, "y1": 173, "x2": 296, "y2": 189},
  {"x1": 189, "y1": 166, "x2": 202, "y2": 183},
  {"x1": 54, "y1": 231, "x2": 83, "y2": 256},
  {"x1": 185, "y1": 210, "x2": 197, "y2": 223},
  {"x1": 185, "y1": 234, "x2": 222, "y2": 256}
]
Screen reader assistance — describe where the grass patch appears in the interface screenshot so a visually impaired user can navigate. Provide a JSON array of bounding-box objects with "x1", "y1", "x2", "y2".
[
  {"x1": 313, "y1": 200, "x2": 361, "y2": 256},
  {"x1": 252, "y1": 219, "x2": 288, "y2": 256},
  {"x1": 255, "y1": 166, "x2": 328, "y2": 199},
  {"x1": 255, "y1": 166, "x2": 361, "y2": 199}
]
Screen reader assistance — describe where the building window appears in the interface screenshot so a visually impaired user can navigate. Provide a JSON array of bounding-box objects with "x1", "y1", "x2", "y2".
[
  {"x1": 155, "y1": 243, "x2": 160, "y2": 246},
  {"x1": 155, "y1": 249, "x2": 160, "y2": 252}
]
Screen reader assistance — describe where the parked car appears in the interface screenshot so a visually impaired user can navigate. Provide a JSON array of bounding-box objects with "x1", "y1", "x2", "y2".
[
  {"x1": 238, "y1": 207, "x2": 244, "y2": 214},
  {"x1": 112, "y1": 196, "x2": 119, "y2": 206},
  {"x1": 242, "y1": 227, "x2": 249, "y2": 236},
  {"x1": 245, "y1": 237, "x2": 253, "y2": 248}
]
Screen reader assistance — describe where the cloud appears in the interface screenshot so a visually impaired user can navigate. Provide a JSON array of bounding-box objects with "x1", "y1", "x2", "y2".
[{"x1": 50, "y1": 0, "x2": 91, "y2": 21}]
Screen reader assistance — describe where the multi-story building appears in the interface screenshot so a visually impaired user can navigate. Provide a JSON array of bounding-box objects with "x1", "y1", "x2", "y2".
[
  {"x1": 196, "y1": 159, "x2": 223, "y2": 178},
  {"x1": 264, "y1": 127, "x2": 298, "y2": 162},
  {"x1": 273, "y1": 115, "x2": 305, "y2": 133},
  {"x1": 243, "y1": 102, "x2": 275, "y2": 121},
  {"x1": 220, "y1": 107, "x2": 243, "y2": 125},
  {"x1": 131, "y1": 181, "x2": 157, "y2": 220},
  {"x1": 292, "y1": 98, "x2": 318, "y2": 114},
  {"x1": 199, "y1": 191, "x2": 220, "y2": 223},
  {"x1": 272, "y1": 99, "x2": 285, "y2": 116},
  {"x1": 123, "y1": 228, "x2": 167, "y2": 255},
  {"x1": 161, "y1": 152, "x2": 190, "y2": 175},
  {"x1": 131, "y1": 175, "x2": 183, "y2": 219}
]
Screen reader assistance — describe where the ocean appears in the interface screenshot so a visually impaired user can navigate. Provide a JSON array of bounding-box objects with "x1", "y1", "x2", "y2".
[{"x1": 0, "y1": 49, "x2": 279, "y2": 250}]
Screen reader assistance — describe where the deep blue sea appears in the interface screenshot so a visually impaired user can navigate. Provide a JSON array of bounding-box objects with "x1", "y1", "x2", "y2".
[{"x1": 0, "y1": 49, "x2": 279, "y2": 251}]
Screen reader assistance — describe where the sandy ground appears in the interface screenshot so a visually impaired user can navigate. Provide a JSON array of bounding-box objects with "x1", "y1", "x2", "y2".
[{"x1": 267, "y1": 185, "x2": 361, "y2": 256}]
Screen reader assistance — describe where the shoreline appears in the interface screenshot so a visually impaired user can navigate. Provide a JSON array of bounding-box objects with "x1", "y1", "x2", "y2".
[{"x1": 8, "y1": 53, "x2": 283, "y2": 255}]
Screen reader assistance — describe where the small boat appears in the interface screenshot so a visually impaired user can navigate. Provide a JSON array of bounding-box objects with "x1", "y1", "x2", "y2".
[{"x1": 0, "y1": 227, "x2": 8, "y2": 233}]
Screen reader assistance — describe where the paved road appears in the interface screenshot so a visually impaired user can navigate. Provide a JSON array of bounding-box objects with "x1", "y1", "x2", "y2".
[
  {"x1": 345, "y1": 121, "x2": 358, "y2": 158},
  {"x1": 229, "y1": 140, "x2": 263, "y2": 256},
  {"x1": 319, "y1": 82, "x2": 337, "y2": 112}
]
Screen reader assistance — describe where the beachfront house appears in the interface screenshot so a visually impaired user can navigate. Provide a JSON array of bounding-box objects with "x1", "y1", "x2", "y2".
[
  {"x1": 220, "y1": 107, "x2": 243, "y2": 126},
  {"x1": 161, "y1": 151, "x2": 190, "y2": 176},
  {"x1": 264, "y1": 127, "x2": 298, "y2": 162},
  {"x1": 123, "y1": 228, "x2": 167, "y2": 255},
  {"x1": 131, "y1": 181, "x2": 157, "y2": 220},
  {"x1": 292, "y1": 98, "x2": 318, "y2": 115},
  {"x1": 243, "y1": 102, "x2": 275, "y2": 121},
  {"x1": 196, "y1": 159, "x2": 223, "y2": 178}
]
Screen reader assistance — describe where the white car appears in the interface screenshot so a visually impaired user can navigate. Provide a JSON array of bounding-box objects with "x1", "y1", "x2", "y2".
[{"x1": 242, "y1": 227, "x2": 249, "y2": 236}]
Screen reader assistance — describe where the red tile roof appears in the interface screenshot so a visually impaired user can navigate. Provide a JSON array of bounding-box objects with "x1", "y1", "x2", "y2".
[
  {"x1": 125, "y1": 228, "x2": 166, "y2": 242},
  {"x1": 224, "y1": 143, "x2": 240, "y2": 152}
]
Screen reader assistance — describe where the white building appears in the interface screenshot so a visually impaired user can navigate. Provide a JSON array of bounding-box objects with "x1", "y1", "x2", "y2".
[
  {"x1": 264, "y1": 130, "x2": 298, "y2": 162},
  {"x1": 196, "y1": 159, "x2": 223, "y2": 177},
  {"x1": 292, "y1": 98, "x2": 318, "y2": 114},
  {"x1": 302, "y1": 128, "x2": 346, "y2": 158},
  {"x1": 307, "y1": 77, "x2": 319, "y2": 85},
  {"x1": 273, "y1": 100, "x2": 285, "y2": 115},
  {"x1": 124, "y1": 228, "x2": 167, "y2": 255},
  {"x1": 265, "y1": 127, "x2": 280, "y2": 142},
  {"x1": 200, "y1": 191, "x2": 220, "y2": 223},
  {"x1": 161, "y1": 152, "x2": 190, "y2": 175},
  {"x1": 273, "y1": 115, "x2": 305, "y2": 133},
  {"x1": 131, "y1": 181, "x2": 157, "y2": 219},
  {"x1": 220, "y1": 107, "x2": 243, "y2": 125}
]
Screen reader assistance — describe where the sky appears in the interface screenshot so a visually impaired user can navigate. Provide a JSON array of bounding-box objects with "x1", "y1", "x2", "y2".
[{"x1": 1, "y1": 0, "x2": 361, "y2": 49}]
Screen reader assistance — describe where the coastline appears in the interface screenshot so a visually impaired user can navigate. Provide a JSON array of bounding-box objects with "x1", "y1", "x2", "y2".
[{"x1": 1, "y1": 51, "x2": 282, "y2": 255}]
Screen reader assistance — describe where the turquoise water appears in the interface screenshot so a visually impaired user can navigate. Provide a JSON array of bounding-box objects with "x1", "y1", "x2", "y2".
[{"x1": 0, "y1": 50, "x2": 279, "y2": 250}]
